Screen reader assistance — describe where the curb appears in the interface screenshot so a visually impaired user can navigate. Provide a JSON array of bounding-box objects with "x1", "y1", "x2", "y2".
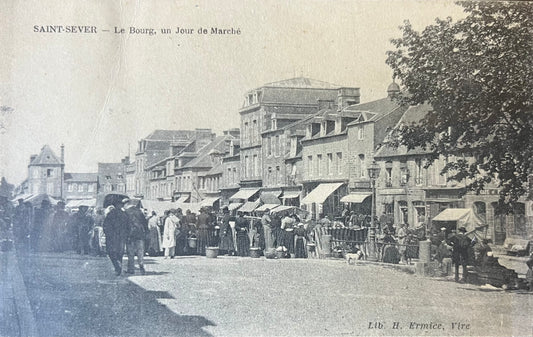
[{"x1": 8, "y1": 251, "x2": 38, "y2": 337}]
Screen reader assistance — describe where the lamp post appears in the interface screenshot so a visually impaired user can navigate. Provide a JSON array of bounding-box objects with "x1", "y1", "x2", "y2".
[{"x1": 367, "y1": 160, "x2": 381, "y2": 261}]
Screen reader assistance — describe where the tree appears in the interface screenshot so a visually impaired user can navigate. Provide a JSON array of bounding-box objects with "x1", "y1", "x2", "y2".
[{"x1": 386, "y1": 1, "x2": 533, "y2": 202}]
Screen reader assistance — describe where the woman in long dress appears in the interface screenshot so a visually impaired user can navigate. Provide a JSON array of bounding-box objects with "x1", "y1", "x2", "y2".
[
  {"x1": 147, "y1": 212, "x2": 162, "y2": 256},
  {"x1": 218, "y1": 207, "x2": 234, "y2": 255}
]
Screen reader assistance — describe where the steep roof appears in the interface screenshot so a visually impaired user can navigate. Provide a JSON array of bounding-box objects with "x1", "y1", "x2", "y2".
[
  {"x1": 263, "y1": 77, "x2": 340, "y2": 89},
  {"x1": 374, "y1": 104, "x2": 432, "y2": 158},
  {"x1": 29, "y1": 145, "x2": 63, "y2": 166},
  {"x1": 181, "y1": 136, "x2": 233, "y2": 170},
  {"x1": 260, "y1": 87, "x2": 339, "y2": 106},
  {"x1": 144, "y1": 129, "x2": 196, "y2": 141},
  {"x1": 64, "y1": 173, "x2": 98, "y2": 182},
  {"x1": 345, "y1": 97, "x2": 402, "y2": 124}
]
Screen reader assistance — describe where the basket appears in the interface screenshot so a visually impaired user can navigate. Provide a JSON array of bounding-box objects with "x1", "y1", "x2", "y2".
[
  {"x1": 249, "y1": 247, "x2": 261, "y2": 258},
  {"x1": 188, "y1": 237, "x2": 198, "y2": 249},
  {"x1": 205, "y1": 247, "x2": 219, "y2": 258},
  {"x1": 306, "y1": 243, "x2": 316, "y2": 252}
]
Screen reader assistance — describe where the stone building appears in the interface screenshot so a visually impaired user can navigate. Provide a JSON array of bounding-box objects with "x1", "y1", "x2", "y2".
[
  {"x1": 300, "y1": 84, "x2": 406, "y2": 219},
  {"x1": 63, "y1": 173, "x2": 98, "y2": 205},
  {"x1": 238, "y1": 77, "x2": 357, "y2": 191},
  {"x1": 135, "y1": 129, "x2": 214, "y2": 198},
  {"x1": 374, "y1": 103, "x2": 531, "y2": 244},
  {"x1": 97, "y1": 160, "x2": 128, "y2": 202},
  {"x1": 27, "y1": 145, "x2": 65, "y2": 199}
]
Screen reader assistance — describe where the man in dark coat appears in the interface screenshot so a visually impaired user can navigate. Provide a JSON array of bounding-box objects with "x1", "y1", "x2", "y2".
[
  {"x1": 31, "y1": 200, "x2": 54, "y2": 252},
  {"x1": 447, "y1": 227, "x2": 473, "y2": 283},
  {"x1": 72, "y1": 205, "x2": 94, "y2": 254},
  {"x1": 103, "y1": 200, "x2": 130, "y2": 276},
  {"x1": 52, "y1": 201, "x2": 71, "y2": 252},
  {"x1": 124, "y1": 199, "x2": 148, "y2": 275}
]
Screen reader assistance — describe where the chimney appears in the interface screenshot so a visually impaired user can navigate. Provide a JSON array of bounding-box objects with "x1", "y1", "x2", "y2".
[
  {"x1": 60, "y1": 144, "x2": 65, "y2": 163},
  {"x1": 30, "y1": 154, "x2": 37, "y2": 164},
  {"x1": 337, "y1": 87, "x2": 360, "y2": 111}
]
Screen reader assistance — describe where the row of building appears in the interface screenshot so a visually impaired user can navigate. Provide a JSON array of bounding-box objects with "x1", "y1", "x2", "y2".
[{"x1": 17, "y1": 77, "x2": 532, "y2": 244}]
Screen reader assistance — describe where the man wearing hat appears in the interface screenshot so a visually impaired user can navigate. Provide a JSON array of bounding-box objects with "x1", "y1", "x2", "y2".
[
  {"x1": 447, "y1": 226, "x2": 473, "y2": 283},
  {"x1": 103, "y1": 198, "x2": 130, "y2": 276},
  {"x1": 72, "y1": 205, "x2": 94, "y2": 255},
  {"x1": 124, "y1": 199, "x2": 148, "y2": 275},
  {"x1": 52, "y1": 201, "x2": 71, "y2": 252}
]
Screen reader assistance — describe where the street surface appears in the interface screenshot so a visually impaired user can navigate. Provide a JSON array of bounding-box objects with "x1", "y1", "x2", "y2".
[{"x1": 15, "y1": 252, "x2": 533, "y2": 337}]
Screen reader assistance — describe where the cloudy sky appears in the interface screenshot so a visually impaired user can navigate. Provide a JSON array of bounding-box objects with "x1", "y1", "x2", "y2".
[{"x1": 0, "y1": 0, "x2": 465, "y2": 185}]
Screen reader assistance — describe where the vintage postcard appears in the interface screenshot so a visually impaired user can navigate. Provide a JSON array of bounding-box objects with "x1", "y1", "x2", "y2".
[{"x1": 1, "y1": 1, "x2": 532, "y2": 336}]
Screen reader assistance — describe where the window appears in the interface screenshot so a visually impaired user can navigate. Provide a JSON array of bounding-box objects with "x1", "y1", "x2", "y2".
[
  {"x1": 68, "y1": 184, "x2": 73, "y2": 192},
  {"x1": 72, "y1": 183, "x2": 78, "y2": 191},
  {"x1": 384, "y1": 203, "x2": 394, "y2": 215},
  {"x1": 359, "y1": 154, "x2": 366, "y2": 178},
  {"x1": 317, "y1": 154, "x2": 322, "y2": 176},
  {"x1": 78, "y1": 184, "x2": 84, "y2": 192},
  {"x1": 267, "y1": 137, "x2": 272, "y2": 156},
  {"x1": 336, "y1": 152, "x2": 343, "y2": 174},
  {"x1": 88, "y1": 184, "x2": 94, "y2": 192},
  {"x1": 308, "y1": 156, "x2": 313, "y2": 176},
  {"x1": 327, "y1": 153, "x2": 333, "y2": 175},
  {"x1": 358, "y1": 126, "x2": 365, "y2": 140},
  {"x1": 415, "y1": 159, "x2": 423, "y2": 185},
  {"x1": 276, "y1": 166, "x2": 281, "y2": 184},
  {"x1": 253, "y1": 154, "x2": 258, "y2": 176},
  {"x1": 275, "y1": 135, "x2": 280, "y2": 156},
  {"x1": 47, "y1": 182, "x2": 54, "y2": 195},
  {"x1": 267, "y1": 167, "x2": 272, "y2": 184},
  {"x1": 47, "y1": 169, "x2": 54, "y2": 177},
  {"x1": 252, "y1": 120, "x2": 257, "y2": 142},
  {"x1": 244, "y1": 156, "x2": 249, "y2": 178},
  {"x1": 105, "y1": 175, "x2": 111, "y2": 180}
]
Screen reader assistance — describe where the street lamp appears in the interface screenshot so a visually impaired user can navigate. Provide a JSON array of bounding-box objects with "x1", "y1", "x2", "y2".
[{"x1": 367, "y1": 160, "x2": 381, "y2": 261}]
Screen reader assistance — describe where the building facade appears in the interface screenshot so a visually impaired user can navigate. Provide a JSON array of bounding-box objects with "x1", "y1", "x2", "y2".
[{"x1": 27, "y1": 145, "x2": 65, "y2": 199}]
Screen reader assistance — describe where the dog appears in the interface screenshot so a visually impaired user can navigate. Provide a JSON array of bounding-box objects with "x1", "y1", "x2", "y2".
[{"x1": 345, "y1": 251, "x2": 364, "y2": 265}]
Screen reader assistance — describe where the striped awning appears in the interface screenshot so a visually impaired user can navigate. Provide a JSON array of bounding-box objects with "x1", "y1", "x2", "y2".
[{"x1": 301, "y1": 183, "x2": 344, "y2": 204}]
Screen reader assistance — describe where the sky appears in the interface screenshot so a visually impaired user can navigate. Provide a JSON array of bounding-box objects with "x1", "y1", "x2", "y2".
[{"x1": 0, "y1": 0, "x2": 466, "y2": 185}]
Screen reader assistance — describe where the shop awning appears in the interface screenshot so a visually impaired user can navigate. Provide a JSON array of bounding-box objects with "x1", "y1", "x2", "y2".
[
  {"x1": 301, "y1": 183, "x2": 344, "y2": 204},
  {"x1": 200, "y1": 197, "x2": 220, "y2": 207},
  {"x1": 281, "y1": 191, "x2": 301, "y2": 199},
  {"x1": 175, "y1": 195, "x2": 190, "y2": 203},
  {"x1": 260, "y1": 191, "x2": 282, "y2": 204},
  {"x1": 433, "y1": 208, "x2": 471, "y2": 221},
  {"x1": 238, "y1": 201, "x2": 261, "y2": 213},
  {"x1": 140, "y1": 200, "x2": 175, "y2": 215},
  {"x1": 25, "y1": 194, "x2": 61, "y2": 207},
  {"x1": 227, "y1": 202, "x2": 243, "y2": 211},
  {"x1": 229, "y1": 188, "x2": 260, "y2": 200},
  {"x1": 340, "y1": 193, "x2": 371, "y2": 204},
  {"x1": 255, "y1": 204, "x2": 280, "y2": 212}
]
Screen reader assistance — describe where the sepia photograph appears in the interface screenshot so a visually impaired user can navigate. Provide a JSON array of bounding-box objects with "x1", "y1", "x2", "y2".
[{"x1": 0, "y1": 1, "x2": 532, "y2": 336}]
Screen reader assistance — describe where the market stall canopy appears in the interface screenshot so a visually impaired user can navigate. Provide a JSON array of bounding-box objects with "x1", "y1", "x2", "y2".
[
  {"x1": 340, "y1": 192, "x2": 372, "y2": 204},
  {"x1": 140, "y1": 200, "x2": 175, "y2": 215},
  {"x1": 271, "y1": 205, "x2": 296, "y2": 213},
  {"x1": 255, "y1": 204, "x2": 280, "y2": 212},
  {"x1": 301, "y1": 183, "x2": 344, "y2": 204},
  {"x1": 281, "y1": 191, "x2": 301, "y2": 199},
  {"x1": 432, "y1": 208, "x2": 484, "y2": 232},
  {"x1": 227, "y1": 202, "x2": 243, "y2": 211},
  {"x1": 25, "y1": 194, "x2": 61, "y2": 207},
  {"x1": 11, "y1": 193, "x2": 34, "y2": 202},
  {"x1": 229, "y1": 188, "x2": 260, "y2": 200},
  {"x1": 66, "y1": 199, "x2": 96, "y2": 208},
  {"x1": 238, "y1": 201, "x2": 261, "y2": 213}
]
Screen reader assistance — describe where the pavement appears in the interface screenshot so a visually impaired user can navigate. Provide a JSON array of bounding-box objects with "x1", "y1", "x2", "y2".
[{"x1": 1, "y1": 249, "x2": 532, "y2": 337}]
